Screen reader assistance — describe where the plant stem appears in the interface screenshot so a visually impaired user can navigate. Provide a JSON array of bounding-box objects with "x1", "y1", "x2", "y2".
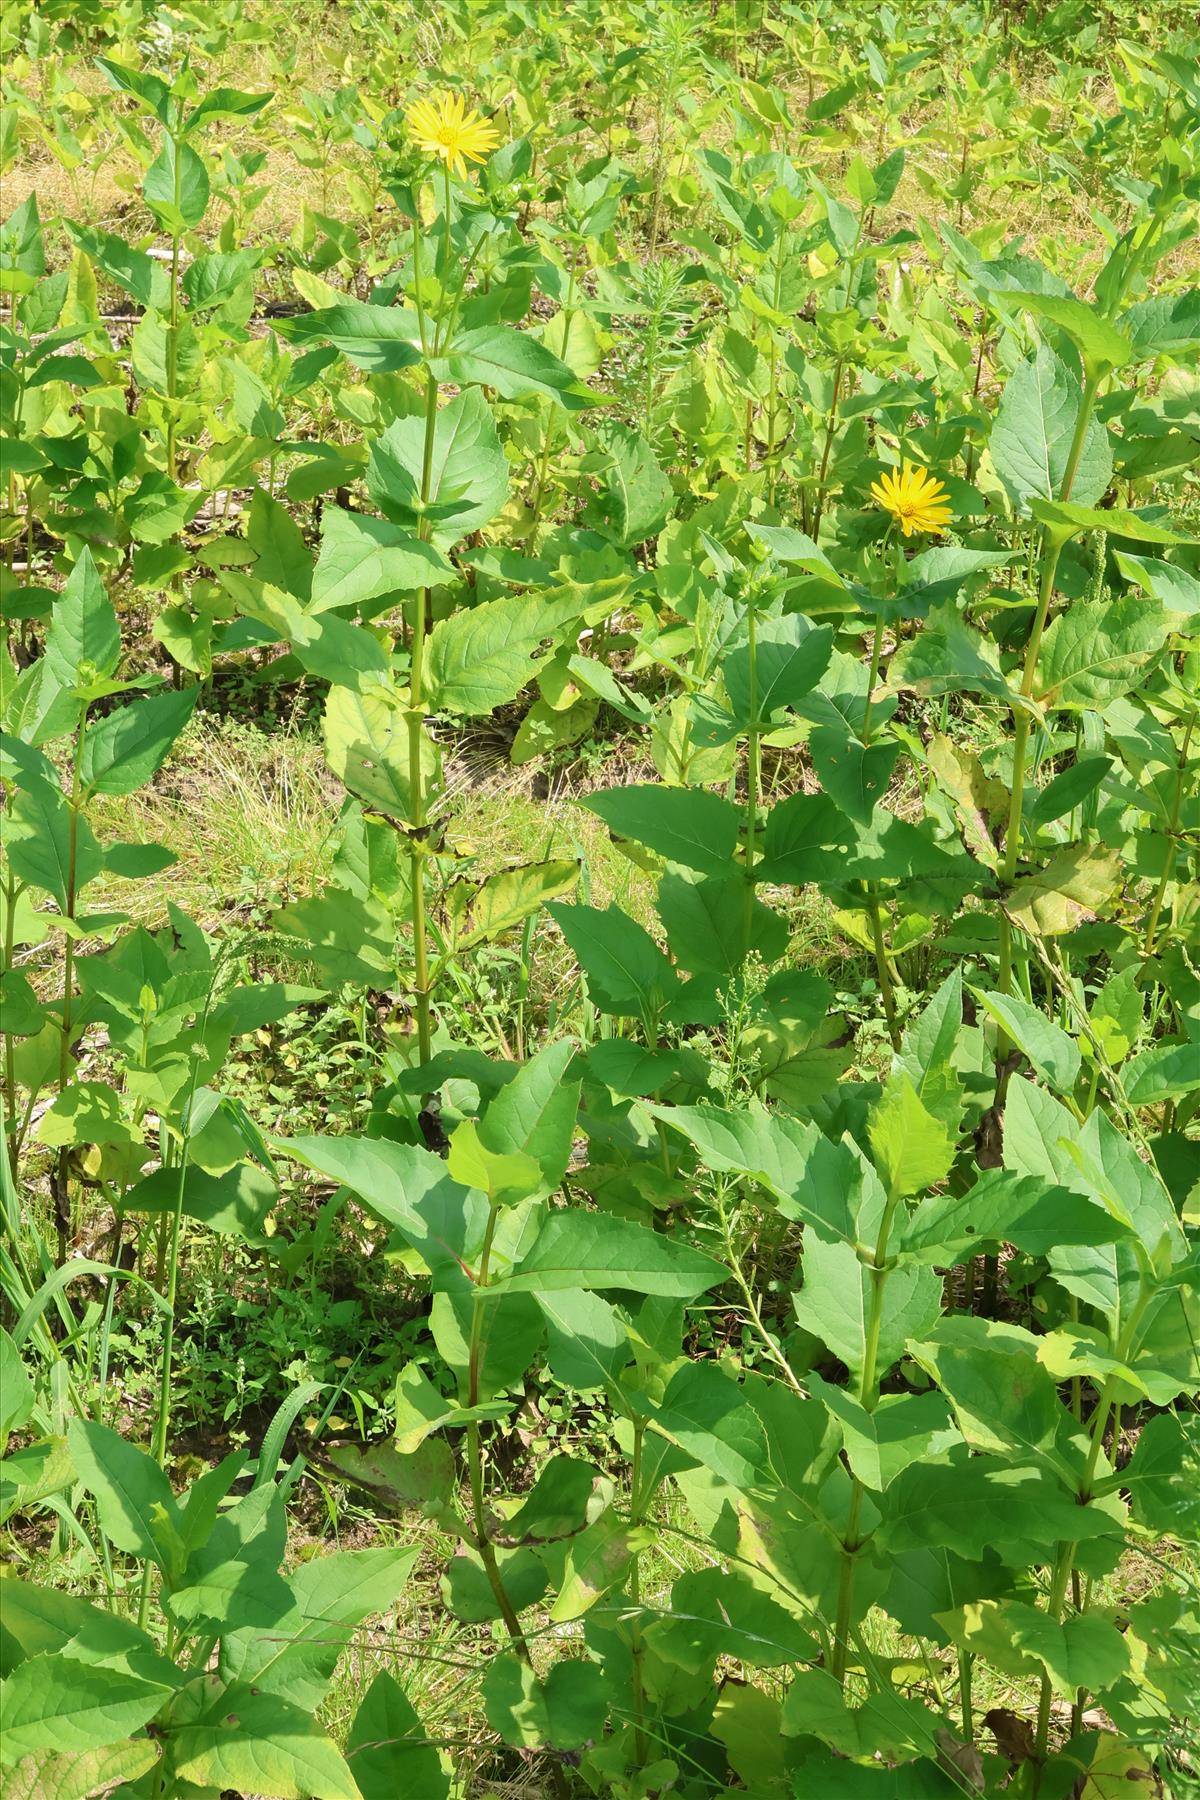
[
  {"x1": 628, "y1": 1418, "x2": 648, "y2": 1765},
  {"x1": 996, "y1": 368, "x2": 1102, "y2": 1003},
  {"x1": 464, "y1": 1201, "x2": 570, "y2": 1800},
  {"x1": 407, "y1": 369, "x2": 439, "y2": 1069},
  {"x1": 1142, "y1": 709, "x2": 1196, "y2": 957},
  {"x1": 831, "y1": 1186, "x2": 902, "y2": 1683}
]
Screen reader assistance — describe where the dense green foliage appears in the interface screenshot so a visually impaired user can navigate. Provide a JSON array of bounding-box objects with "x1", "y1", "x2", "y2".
[{"x1": 1, "y1": 0, "x2": 1198, "y2": 1796}]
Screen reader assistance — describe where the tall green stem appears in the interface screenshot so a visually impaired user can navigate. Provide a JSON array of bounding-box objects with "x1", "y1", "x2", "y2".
[
  {"x1": 861, "y1": 533, "x2": 901, "y2": 1051},
  {"x1": 464, "y1": 1201, "x2": 570, "y2": 1800},
  {"x1": 831, "y1": 1183, "x2": 902, "y2": 1682},
  {"x1": 995, "y1": 368, "x2": 1102, "y2": 1028},
  {"x1": 407, "y1": 370, "x2": 439, "y2": 1069}
]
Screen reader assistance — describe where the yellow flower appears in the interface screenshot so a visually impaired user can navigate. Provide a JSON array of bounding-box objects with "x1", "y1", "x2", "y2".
[
  {"x1": 406, "y1": 90, "x2": 500, "y2": 179},
  {"x1": 870, "y1": 463, "x2": 953, "y2": 538}
]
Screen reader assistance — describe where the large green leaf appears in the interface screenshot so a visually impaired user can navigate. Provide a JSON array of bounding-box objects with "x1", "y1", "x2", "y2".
[
  {"x1": 793, "y1": 1233, "x2": 942, "y2": 1385},
  {"x1": 221, "y1": 1547, "x2": 419, "y2": 1710},
  {"x1": 367, "y1": 387, "x2": 508, "y2": 549},
  {"x1": 311, "y1": 508, "x2": 450, "y2": 614},
  {"x1": 969, "y1": 987, "x2": 1081, "y2": 1093},
  {"x1": 989, "y1": 344, "x2": 1112, "y2": 514},
  {"x1": 545, "y1": 901, "x2": 678, "y2": 1016},
  {"x1": 427, "y1": 590, "x2": 584, "y2": 715},
  {"x1": 495, "y1": 1211, "x2": 724, "y2": 1297},
  {"x1": 43, "y1": 549, "x2": 119, "y2": 691},
  {"x1": 274, "y1": 303, "x2": 424, "y2": 372},
  {"x1": 172, "y1": 1685, "x2": 360, "y2": 1799},
  {"x1": 907, "y1": 1317, "x2": 1068, "y2": 1469},
  {"x1": 882, "y1": 1454, "x2": 1122, "y2": 1563},
  {"x1": 65, "y1": 1421, "x2": 184, "y2": 1579},
  {"x1": 80, "y1": 688, "x2": 197, "y2": 795},
  {"x1": 5, "y1": 775, "x2": 103, "y2": 909},
  {"x1": 1, "y1": 1739, "x2": 160, "y2": 1800},
  {"x1": 347, "y1": 1670, "x2": 449, "y2": 1800},
  {"x1": 322, "y1": 683, "x2": 440, "y2": 823},
  {"x1": 481, "y1": 1653, "x2": 607, "y2": 1749},
  {"x1": 0, "y1": 1655, "x2": 171, "y2": 1760},
  {"x1": 725, "y1": 616, "x2": 833, "y2": 725},
  {"x1": 939, "y1": 1598, "x2": 1130, "y2": 1700},
  {"x1": 808, "y1": 1376, "x2": 957, "y2": 1492},
  {"x1": 1002, "y1": 290, "x2": 1133, "y2": 373},
  {"x1": 1031, "y1": 499, "x2": 1192, "y2": 547},
  {"x1": 582, "y1": 783, "x2": 742, "y2": 877},
  {"x1": 901, "y1": 1169, "x2": 1128, "y2": 1265},
  {"x1": 143, "y1": 139, "x2": 209, "y2": 233},
  {"x1": 588, "y1": 420, "x2": 673, "y2": 547},
  {"x1": 1033, "y1": 598, "x2": 1169, "y2": 707},
  {"x1": 429, "y1": 324, "x2": 595, "y2": 409}
]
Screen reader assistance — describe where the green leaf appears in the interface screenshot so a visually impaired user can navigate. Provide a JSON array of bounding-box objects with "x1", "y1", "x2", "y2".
[
  {"x1": 810, "y1": 727, "x2": 898, "y2": 825},
  {"x1": 728, "y1": 614, "x2": 834, "y2": 725},
  {"x1": 446, "y1": 1119, "x2": 542, "y2": 1206},
  {"x1": 1033, "y1": 598, "x2": 1169, "y2": 708},
  {"x1": 478, "y1": 1040, "x2": 579, "y2": 1200},
  {"x1": 65, "y1": 224, "x2": 167, "y2": 310},
  {"x1": 44, "y1": 549, "x2": 119, "y2": 691},
  {"x1": 429, "y1": 324, "x2": 595, "y2": 409},
  {"x1": 1114, "y1": 551, "x2": 1200, "y2": 616},
  {"x1": 1003, "y1": 290, "x2": 1133, "y2": 373},
  {"x1": 588, "y1": 420, "x2": 673, "y2": 547},
  {"x1": 274, "y1": 303, "x2": 424, "y2": 372},
  {"x1": 648, "y1": 1362, "x2": 767, "y2": 1487},
  {"x1": 496, "y1": 1211, "x2": 724, "y2": 1298},
  {"x1": 222, "y1": 1547, "x2": 419, "y2": 1710},
  {"x1": 882, "y1": 1453, "x2": 1121, "y2": 1563},
  {"x1": 5, "y1": 774, "x2": 104, "y2": 909},
  {"x1": 1121, "y1": 1042, "x2": 1200, "y2": 1107},
  {"x1": 970, "y1": 988, "x2": 1081, "y2": 1093},
  {"x1": 989, "y1": 344, "x2": 1112, "y2": 514},
  {"x1": 122, "y1": 1163, "x2": 278, "y2": 1247},
  {"x1": 311, "y1": 508, "x2": 450, "y2": 614},
  {"x1": 650, "y1": 1102, "x2": 868, "y2": 1243},
  {"x1": 347, "y1": 1670, "x2": 449, "y2": 1800},
  {"x1": 907, "y1": 1317, "x2": 1067, "y2": 1467},
  {"x1": 755, "y1": 792, "x2": 856, "y2": 886},
  {"x1": 867, "y1": 1074, "x2": 957, "y2": 1197},
  {"x1": 322, "y1": 684, "x2": 440, "y2": 824},
  {"x1": 546, "y1": 901, "x2": 677, "y2": 1017},
  {"x1": 794, "y1": 1234, "x2": 942, "y2": 1384},
  {"x1": 645, "y1": 1565, "x2": 815, "y2": 1670},
  {"x1": 656, "y1": 870, "x2": 787, "y2": 975},
  {"x1": 0, "y1": 1327, "x2": 34, "y2": 1439},
  {"x1": 367, "y1": 387, "x2": 508, "y2": 550},
  {"x1": 902, "y1": 1169, "x2": 1128, "y2": 1265},
  {"x1": 1119, "y1": 289, "x2": 1200, "y2": 359},
  {"x1": 1030, "y1": 499, "x2": 1192, "y2": 547},
  {"x1": 143, "y1": 139, "x2": 209, "y2": 232},
  {"x1": 807, "y1": 1375, "x2": 956, "y2": 1492},
  {"x1": 887, "y1": 602, "x2": 1011, "y2": 702},
  {"x1": 1120, "y1": 1413, "x2": 1200, "y2": 1540},
  {"x1": 65, "y1": 1420, "x2": 184, "y2": 1578},
  {"x1": 582, "y1": 783, "x2": 742, "y2": 877},
  {"x1": 1, "y1": 1739, "x2": 160, "y2": 1800},
  {"x1": 0, "y1": 1655, "x2": 171, "y2": 1759},
  {"x1": 482, "y1": 1653, "x2": 608, "y2": 1749},
  {"x1": 940, "y1": 1598, "x2": 1130, "y2": 1699},
  {"x1": 427, "y1": 590, "x2": 584, "y2": 715},
  {"x1": 80, "y1": 688, "x2": 197, "y2": 795},
  {"x1": 172, "y1": 1685, "x2": 361, "y2": 1800}
]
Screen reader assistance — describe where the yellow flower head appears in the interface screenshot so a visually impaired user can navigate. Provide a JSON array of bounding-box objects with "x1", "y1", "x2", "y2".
[
  {"x1": 406, "y1": 90, "x2": 500, "y2": 179},
  {"x1": 870, "y1": 463, "x2": 953, "y2": 538}
]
